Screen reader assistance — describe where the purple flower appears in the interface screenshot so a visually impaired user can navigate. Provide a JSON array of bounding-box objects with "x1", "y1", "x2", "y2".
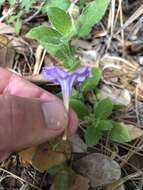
[{"x1": 42, "y1": 66, "x2": 91, "y2": 110}]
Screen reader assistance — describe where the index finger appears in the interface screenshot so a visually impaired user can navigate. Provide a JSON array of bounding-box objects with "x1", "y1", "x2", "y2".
[{"x1": 0, "y1": 68, "x2": 56, "y2": 101}]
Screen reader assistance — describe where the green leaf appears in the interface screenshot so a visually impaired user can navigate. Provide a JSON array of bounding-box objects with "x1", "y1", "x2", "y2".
[
  {"x1": 76, "y1": 0, "x2": 110, "y2": 37},
  {"x1": 81, "y1": 67, "x2": 101, "y2": 92},
  {"x1": 96, "y1": 120, "x2": 113, "y2": 131},
  {"x1": 46, "y1": 7, "x2": 72, "y2": 35},
  {"x1": 85, "y1": 126, "x2": 102, "y2": 146},
  {"x1": 21, "y1": 0, "x2": 36, "y2": 12},
  {"x1": 70, "y1": 98, "x2": 89, "y2": 119},
  {"x1": 27, "y1": 26, "x2": 79, "y2": 69},
  {"x1": 15, "y1": 18, "x2": 22, "y2": 35},
  {"x1": 42, "y1": 0, "x2": 70, "y2": 12},
  {"x1": 48, "y1": 164, "x2": 65, "y2": 176},
  {"x1": 26, "y1": 26, "x2": 62, "y2": 44},
  {"x1": 8, "y1": 0, "x2": 16, "y2": 6},
  {"x1": 110, "y1": 122, "x2": 131, "y2": 143},
  {"x1": 77, "y1": 0, "x2": 86, "y2": 10},
  {"x1": 54, "y1": 168, "x2": 75, "y2": 190},
  {"x1": 42, "y1": 42, "x2": 79, "y2": 69},
  {"x1": 0, "y1": 0, "x2": 5, "y2": 7},
  {"x1": 94, "y1": 98, "x2": 113, "y2": 120}
]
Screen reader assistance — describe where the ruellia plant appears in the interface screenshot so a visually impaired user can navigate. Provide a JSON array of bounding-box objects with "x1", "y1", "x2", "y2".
[
  {"x1": 26, "y1": 0, "x2": 131, "y2": 144},
  {"x1": 27, "y1": 0, "x2": 110, "y2": 69}
]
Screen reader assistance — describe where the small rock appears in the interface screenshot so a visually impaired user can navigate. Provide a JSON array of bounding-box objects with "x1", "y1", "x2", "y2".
[{"x1": 73, "y1": 153, "x2": 121, "y2": 187}]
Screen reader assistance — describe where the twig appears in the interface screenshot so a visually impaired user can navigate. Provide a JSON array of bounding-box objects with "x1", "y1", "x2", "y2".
[
  {"x1": 0, "y1": 7, "x2": 14, "y2": 22},
  {"x1": 0, "y1": 168, "x2": 42, "y2": 190},
  {"x1": 33, "y1": 45, "x2": 44, "y2": 75},
  {"x1": 24, "y1": 1, "x2": 45, "y2": 23}
]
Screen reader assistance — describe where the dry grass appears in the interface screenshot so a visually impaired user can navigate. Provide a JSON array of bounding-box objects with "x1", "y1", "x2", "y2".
[{"x1": 1, "y1": 0, "x2": 143, "y2": 189}]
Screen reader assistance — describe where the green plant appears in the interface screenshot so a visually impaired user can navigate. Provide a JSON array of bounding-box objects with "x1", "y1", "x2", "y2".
[
  {"x1": 0, "y1": 0, "x2": 70, "y2": 35},
  {"x1": 84, "y1": 98, "x2": 130, "y2": 146},
  {"x1": 68, "y1": 70, "x2": 131, "y2": 146},
  {"x1": 27, "y1": 0, "x2": 110, "y2": 69},
  {"x1": 3, "y1": 0, "x2": 131, "y2": 149}
]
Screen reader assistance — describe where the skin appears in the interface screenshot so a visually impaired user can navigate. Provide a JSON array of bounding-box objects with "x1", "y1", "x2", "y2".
[{"x1": 0, "y1": 68, "x2": 78, "y2": 161}]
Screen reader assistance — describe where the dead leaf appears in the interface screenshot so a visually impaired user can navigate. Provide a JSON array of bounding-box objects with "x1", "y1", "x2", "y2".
[
  {"x1": 71, "y1": 39, "x2": 92, "y2": 50},
  {"x1": 19, "y1": 147, "x2": 36, "y2": 166},
  {"x1": 105, "y1": 184, "x2": 125, "y2": 190},
  {"x1": 125, "y1": 124, "x2": 143, "y2": 140},
  {"x1": 73, "y1": 153, "x2": 121, "y2": 187},
  {"x1": 69, "y1": 134, "x2": 87, "y2": 153},
  {"x1": 32, "y1": 148, "x2": 66, "y2": 172},
  {"x1": 129, "y1": 154, "x2": 143, "y2": 170},
  {"x1": 100, "y1": 85, "x2": 131, "y2": 106},
  {"x1": 0, "y1": 23, "x2": 15, "y2": 34},
  {"x1": 19, "y1": 139, "x2": 71, "y2": 172},
  {"x1": 69, "y1": 175, "x2": 89, "y2": 190}
]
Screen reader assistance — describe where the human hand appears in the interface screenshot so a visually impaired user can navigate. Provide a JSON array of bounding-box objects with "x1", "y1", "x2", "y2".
[{"x1": 0, "y1": 68, "x2": 78, "y2": 161}]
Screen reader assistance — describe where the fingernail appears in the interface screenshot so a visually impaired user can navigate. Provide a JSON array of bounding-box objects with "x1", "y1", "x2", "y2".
[{"x1": 41, "y1": 100, "x2": 68, "y2": 130}]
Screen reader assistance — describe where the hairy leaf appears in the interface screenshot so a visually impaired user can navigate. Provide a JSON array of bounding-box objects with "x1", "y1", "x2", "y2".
[
  {"x1": 96, "y1": 120, "x2": 113, "y2": 131},
  {"x1": 76, "y1": 0, "x2": 110, "y2": 37},
  {"x1": 94, "y1": 98, "x2": 113, "y2": 119},
  {"x1": 85, "y1": 126, "x2": 102, "y2": 146},
  {"x1": 70, "y1": 98, "x2": 89, "y2": 119},
  {"x1": 110, "y1": 122, "x2": 131, "y2": 143},
  {"x1": 27, "y1": 26, "x2": 62, "y2": 44},
  {"x1": 42, "y1": 0, "x2": 70, "y2": 11},
  {"x1": 46, "y1": 7, "x2": 72, "y2": 35},
  {"x1": 81, "y1": 67, "x2": 101, "y2": 92}
]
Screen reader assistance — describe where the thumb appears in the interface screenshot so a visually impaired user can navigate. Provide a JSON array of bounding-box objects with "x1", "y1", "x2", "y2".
[{"x1": 0, "y1": 95, "x2": 69, "y2": 158}]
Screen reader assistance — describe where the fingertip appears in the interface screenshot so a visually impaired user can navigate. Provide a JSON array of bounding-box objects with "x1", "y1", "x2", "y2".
[{"x1": 0, "y1": 151, "x2": 11, "y2": 162}]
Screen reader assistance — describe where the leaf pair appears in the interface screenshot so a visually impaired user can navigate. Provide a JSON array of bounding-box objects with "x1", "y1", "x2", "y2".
[
  {"x1": 76, "y1": 0, "x2": 110, "y2": 37},
  {"x1": 44, "y1": 0, "x2": 110, "y2": 37},
  {"x1": 27, "y1": 0, "x2": 110, "y2": 68},
  {"x1": 85, "y1": 98, "x2": 131, "y2": 146},
  {"x1": 27, "y1": 7, "x2": 78, "y2": 69}
]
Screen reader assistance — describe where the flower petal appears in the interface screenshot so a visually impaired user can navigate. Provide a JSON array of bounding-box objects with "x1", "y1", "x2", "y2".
[
  {"x1": 42, "y1": 66, "x2": 68, "y2": 83},
  {"x1": 42, "y1": 66, "x2": 92, "y2": 107},
  {"x1": 74, "y1": 66, "x2": 92, "y2": 83}
]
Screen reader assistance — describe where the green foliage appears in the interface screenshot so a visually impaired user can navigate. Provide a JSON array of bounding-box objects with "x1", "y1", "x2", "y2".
[
  {"x1": 54, "y1": 172, "x2": 69, "y2": 190},
  {"x1": 84, "y1": 98, "x2": 130, "y2": 146},
  {"x1": 27, "y1": 26, "x2": 62, "y2": 44},
  {"x1": 77, "y1": 0, "x2": 86, "y2": 10},
  {"x1": 48, "y1": 165, "x2": 75, "y2": 190},
  {"x1": 46, "y1": 7, "x2": 72, "y2": 35},
  {"x1": 15, "y1": 17, "x2": 22, "y2": 35},
  {"x1": 81, "y1": 67, "x2": 101, "y2": 92},
  {"x1": 96, "y1": 120, "x2": 113, "y2": 131},
  {"x1": 21, "y1": 0, "x2": 36, "y2": 12},
  {"x1": 0, "y1": 0, "x2": 5, "y2": 7},
  {"x1": 27, "y1": 25, "x2": 79, "y2": 68},
  {"x1": 76, "y1": 0, "x2": 110, "y2": 37},
  {"x1": 85, "y1": 126, "x2": 102, "y2": 146},
  {"x1": 27, "y1": 0, "x2": 109, "y2": 68},
  {"x1": 94, "y1": 98, "x2": 113, "y2": 119},
  {"x1": 8, "y1": 0, "x2": 16, "y2": 6},
  {"x1": 110, "y1": 122, "x2": 131, "y2": 143},
  {"x1": 42, "y1": 0, "x2": 70, "y2": 12},
  {"x1": 70, "y1": 98, "x2": 89, "y2": 119},
  {"x1": 48, "y1": 164, "x2": 65, "y2": 176}
]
